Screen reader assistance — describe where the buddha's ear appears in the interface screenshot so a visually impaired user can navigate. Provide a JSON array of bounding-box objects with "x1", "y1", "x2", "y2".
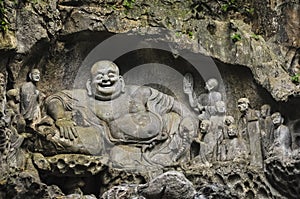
[
  {"x1": 29, "y1": 72, "x2": 32, "y2": 81},
  {"x1": 119, "y1": 76, "x2": 125, "y2": 92},
  {"x1": 86, "y1": 79, "x2": 92, "y2": 96}
]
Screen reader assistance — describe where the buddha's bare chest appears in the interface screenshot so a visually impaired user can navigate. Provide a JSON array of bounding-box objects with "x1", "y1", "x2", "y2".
[{"x1": 91, "y1": 95, "x2": 145, "y2": 121}]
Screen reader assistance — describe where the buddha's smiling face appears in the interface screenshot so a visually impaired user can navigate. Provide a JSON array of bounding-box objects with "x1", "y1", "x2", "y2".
[{"x1": 90, "y1": 61, "x2": 124, "y2": 100}]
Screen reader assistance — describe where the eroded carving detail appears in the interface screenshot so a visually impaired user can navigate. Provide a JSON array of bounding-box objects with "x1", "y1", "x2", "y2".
[{"x1": 0, "y1": 62, "x2": 298, "y2": 198}]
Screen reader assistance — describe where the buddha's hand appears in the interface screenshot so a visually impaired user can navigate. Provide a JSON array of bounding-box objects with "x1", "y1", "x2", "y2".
[
  {"x1": 183, "y1": 73, "x2": 194, "y2": 94},
  {"x1": 55, "y1": 118, "x2": 78, "y2": 141}
]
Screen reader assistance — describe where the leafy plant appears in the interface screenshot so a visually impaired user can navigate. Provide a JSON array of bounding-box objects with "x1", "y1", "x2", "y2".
[
  {"x1": 251, "y1": 33, "x2": 259, "y2": 40},
  {"x1": 291, "y1": 74, "x2": 300, "y2": 84},
  {"x1": 188, "y1": 31, "x2": 194, "y2": 38},
  {"x1": 221, "y1": 4, "x2": 229, "y2": 12},
  {"x1": 231, "y1": 33, "x2": 241, "y2": 42},
  {"x1": 175, "y1": 32, "x2": 181, "y2": 37},
  {"x1": 0, "y1": 0, "x2": 8, "y2": 33},
  {"x1": 123, "y1": 0, "x2": 135, "y2": 9},
  {"x1": 246, "y1": 8, "x2": 255, "y2": 15},
  {"x1": 221, "y1": 0, "x2": 237, "y2": 13}
]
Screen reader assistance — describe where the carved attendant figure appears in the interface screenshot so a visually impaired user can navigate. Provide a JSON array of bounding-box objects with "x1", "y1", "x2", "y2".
[
  {"x1": 237, "y1": 98, "x2": 263, "y2": 167},
  {"x1": 201, "y1": 78, "x2": 222, "y2": 118},
  {"x1": 219, "y1": 115, "x2": 234, "y2": 161},
  {"x1": 270, "y1": 112, "x2": 291, "y2": 157},
  {"x1": 198, "y1": 119, "x2": 216, "y2": 164},
  {"x1": 260, "y1": 104, "x2": 273, "y2": 158},
  {"x1": 226, "y1": 124, "x2": 248, "y2": 161},
  {"x1": 20, "y1": 69, "x2": 42, "y2": 127},
  {"x1": 183, "y1": 75, "x2": 222, "y2": 120},
  {"x1": 0, "y1": 72, "x2": 6, "y2": 117},
  {"x1": 196, "y1": 120, "x2": 211, "y2": 165}
]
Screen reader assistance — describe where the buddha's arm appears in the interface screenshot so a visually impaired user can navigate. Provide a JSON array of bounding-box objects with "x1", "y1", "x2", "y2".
[
  {"x1": 46, "y1": 99, "x2": 78, "y2": 140},
  {"x1": 47, "y1": 99, "x2": 66, "y2": 120}
]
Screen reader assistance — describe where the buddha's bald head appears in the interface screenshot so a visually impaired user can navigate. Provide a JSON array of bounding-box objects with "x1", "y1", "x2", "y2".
[
  {"x1": 90, "y1": 60, "x2": 120, "y2": 77},
  {"x1": 88, "y1": 60, "x2": 124, "y2": 100}
]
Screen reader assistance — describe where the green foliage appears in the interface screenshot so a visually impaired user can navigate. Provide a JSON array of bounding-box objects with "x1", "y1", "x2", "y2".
[
  {"x1": 111, "y1": 4, "x2": 117, "y2": 10},
  {"x1": 0, "y1": 0, "x2": 8, "y2": 33},
  {"x1": 220, "y1": 0, "x2": 255, "y2": 18},
  {"x1": 231, "y1": 33, "x2": 241, "y2": 42},
  {"x1": 246, "y1": 8, "x2": 255, "y2": 15},
  {"x1": 221, "y1": 4, "x2": 229, "y2": 12},
  {"x1": 188, "y1": 31, "x2": 193, "y2": 38},
  {"x1": 175, "y1": 32, "x2": 182, "y2": 37},
  {"x1": 221, "y1": 0, "x2": 237, "y2": 13},
  {"x1": 251, "y1": 33, "x2": 259, "y2": 40},
  {"x1": 123, "y1": 0, "x2": 135, "y2": 9},
  {"x1": 291, "y1": 74, "x2": 300, "y2": 84}
]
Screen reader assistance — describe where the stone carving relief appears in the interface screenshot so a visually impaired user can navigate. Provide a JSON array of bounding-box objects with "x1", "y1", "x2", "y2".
[
  {"x1": 0, "y1": 73, "x2": 6, "y2": 116},
  {"x1": 20, "y1": 69, "x2": 44, "y2": 128},
  {"x1": 34, "y1": 60, "x2": 198, "y2": 171},
  {"x1": 269, "y1": 112, "x2": 292, "y2": 158},
  {"x1": 183, "y1": 74, "x2": 222, "y2": 120},
  {"x1": 0, "y1": 62, "x2": 299, "y2": 198}
]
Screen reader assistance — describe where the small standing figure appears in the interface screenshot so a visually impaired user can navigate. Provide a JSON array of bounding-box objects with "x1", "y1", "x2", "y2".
[
  {"x1": 20, "y1": 69, "x2": 43, "y2": 128},
  {"x1": 0, "y1": 72, "x2": 6, "y2": 117},
  {"x1": 198, "y1": 119, "x2": 217, "y2": 164},
  {"x1": 226, "y1": 124, "x2": 248, "y2": 161},
  {"x1": 192, "y1": 120, "x2": 211, "y2": 166},
  {"x1": 201, "y1": 78, "x2": 222, "y2": 119},
  {"x1": 219, "y1": 115, "x2": 235, "y2": 161},
  {"x1": 210, "y1": 101, "x2": 226, "y2": 161},
  {"x1": 270, "y1": 112, "x2": 292, "y2": 158},
  {"x1": 237, "y1": 98, "x2": 263, "y2": 168},
  {"x1": 260, "y1": 104, "x2": 273, "y2": 159}
]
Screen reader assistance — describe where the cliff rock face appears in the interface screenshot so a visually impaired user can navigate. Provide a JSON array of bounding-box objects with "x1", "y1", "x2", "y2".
[
  {"x1": 0, "y1": 0, "x2": 299, "y2": 199},
  {"x1": 0, "y1": 0, "x2": 299, "y2": 101}
]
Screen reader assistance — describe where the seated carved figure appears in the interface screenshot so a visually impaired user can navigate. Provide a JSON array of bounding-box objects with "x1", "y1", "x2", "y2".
[{"x1": 36, "y1": 60, "x2": 198, "y2": 170}]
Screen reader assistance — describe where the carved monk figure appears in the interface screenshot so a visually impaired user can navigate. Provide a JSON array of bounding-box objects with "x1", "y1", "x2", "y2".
[
  {"x1": 194, "y1": 120, "x2": 211, "y2": 165},
  {"x1": 41, "y1": 60, "x2": 197, "y2": 169},
  {"x1": 260, "y1": 104, "x2": 273, "y2": 159},
  {"x1": 225, "y1": 124, "x2": 248, "y2": 161},
  {"x1": 218, "y1": 115, "x2": 234, "y2": 161},
  {"x1": 20, "y1": 69, "x2": 42, "y2": 127},
  {"x1": 198, "y1": 119, "x2": 216, "y2": 164},
  {"x1": 270, "y1": 112, "x2": 291, "y2": 157},
  {"x1": 0, "y1": 72, "x2": 6, "y2": 117},
  {"x1": 201, "y1": 78, "x2": 222, "y2": 116},
  {"x1": 237, "y1": 98, "x2": 263, "y2": 167},
  {"x1": 183, "y1": 75, "x2": 222, "y2": 120}
]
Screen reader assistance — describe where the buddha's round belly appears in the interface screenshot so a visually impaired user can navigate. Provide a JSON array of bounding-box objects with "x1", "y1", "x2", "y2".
[{"x1": 109, "y1": 112, "x2": 162, "y2": 141}]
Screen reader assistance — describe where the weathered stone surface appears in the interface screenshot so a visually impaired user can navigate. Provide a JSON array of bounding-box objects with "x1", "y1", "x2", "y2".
[
  {"x1": 186, "y1": 162, "x2": 284, "y2": 198},
  {"x1": 0, "y1": 0, "x2": 299, "y2": 101},
  {"x1": 0, "y1": 172, "x2": 64, "y2": 199},
  {"x1": 0, "y1": 30, "x2": 17, "y2": 50},
  {"x1": 265, "y1": 150, "x2": 300, "y2": 199},
  {"x1": 101, "y1": 171, "x2": 196, "y2": 199},
  {"x1": 33, "y1": 153, "x2": 108, "y2": 176},
  {"x1": 138, "y1": 171, "x2": 196, "y2": 199},
  {"x1": 0, "y1": 1, "x2": 299, "y2": 199},
  {"x1": 196, "y1": 183, "x2": 239, "y2": 199}
]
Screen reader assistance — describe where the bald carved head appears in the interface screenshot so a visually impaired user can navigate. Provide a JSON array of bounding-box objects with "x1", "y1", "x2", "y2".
[{"x1": 88, "y1": 60, "x2": 124, "y2": 100}]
